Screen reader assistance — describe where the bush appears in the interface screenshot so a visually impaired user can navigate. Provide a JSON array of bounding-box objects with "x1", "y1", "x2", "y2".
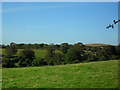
[
  {"x1": 53, "y1": 53, "x2": 63, "y2": 65},
  {"x1": 109, "y1": 55, "x2": 120, "y2": 60},
  {"x1": 86, "y1": 55, "x2": 98, "y2": 62},
  {"x1": 5, "y1": 46, "x2": 17, "y2": 57},
  {"x1": 65, "y1": 45, "x2": 85, "y2": 64},
  {"x1": 2, "y1": 57, "x2": 15, "y2": 68},
  {"x1": 32, "y1": 58, "x2": 46, "y2": 66},
  {"x1": 19, "y1": 49, "x2": 35, "y2": 66},
  {"x1": 73, "y1": 60, "x2": 80, "y2": 63}
]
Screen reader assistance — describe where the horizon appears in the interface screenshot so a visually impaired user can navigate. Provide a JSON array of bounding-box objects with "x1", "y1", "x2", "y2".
[
  {"x1": 2, "y1": 2, "x2": 119, "y2": 45},
  {"x1": 0, "y1": 42, "x2": 118, "y2": 46}
]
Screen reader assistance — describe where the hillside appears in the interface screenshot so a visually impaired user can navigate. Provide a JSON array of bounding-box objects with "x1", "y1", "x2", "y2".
[
  {"x1": 2, "y1": 60, "x2": 118, "y2": 88},
  {"x1": 85, "y1": 43, "x2": 114, "y2": 47}
]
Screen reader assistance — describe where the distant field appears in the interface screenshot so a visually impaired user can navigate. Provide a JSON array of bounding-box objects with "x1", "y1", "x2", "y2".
[
  {"x1": 1, "y1": 49, "x2": 61, "y2": 58},
  {"x1": 1, "y1": 49, "x2": 47, "y2": 58},
  {"x1": 85, "y1": 43, "x2": 114, "y2": 47},
  {"x1": 16, "y1": 49, "x2": 47, "y2": 58},
  {"x1": 2, "y1": 60, "x2": 118, "y2": 88}
]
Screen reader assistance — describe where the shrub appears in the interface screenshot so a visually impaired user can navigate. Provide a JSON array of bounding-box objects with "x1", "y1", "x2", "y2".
[
  {"x1": 2, "y1": 57, "x2": 15, "y2": 68},
  {"x1": 32, "y1": 58, "x2": 46, "y2": 66},
  {"x1": 19, "y1": 49, "x2": 35, "y2": 66},
  {"x1": 86, "y1": 55, "x2": 98, "y2": 62}
]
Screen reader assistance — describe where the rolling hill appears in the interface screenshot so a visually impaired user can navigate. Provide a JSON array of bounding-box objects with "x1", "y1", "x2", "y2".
[
  {"x1": 85, "y1": 43, "x2": 114, "y2": 47},
  {"x1": 2, "y1": 60, "x2": 118, "y2": 88}
]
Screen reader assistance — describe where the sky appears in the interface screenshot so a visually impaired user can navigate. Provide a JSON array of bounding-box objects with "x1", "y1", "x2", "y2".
[
  {"x1": 2, "y1": 2, "x2": 119, "y2": 45},
  {"x1": 1, "y1": 0, "x2": 120, "y2": 2}
]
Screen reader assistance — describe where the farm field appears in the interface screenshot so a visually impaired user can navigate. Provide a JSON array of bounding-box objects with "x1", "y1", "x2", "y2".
[
  {"x1": 2, "y1": 60, "x2": 118, "y2": 88},
  {"x1": 0, "y1": 49, "x2": 61, "y2": 58},
  {"x1": 0, "y1": 49, "x2": 47, "y2": 58}
]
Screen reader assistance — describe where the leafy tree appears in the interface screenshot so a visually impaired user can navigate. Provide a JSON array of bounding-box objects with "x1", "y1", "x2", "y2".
[
  {"x1": 32, "y1": 58, "x2": 47, "y2": 66},
  {"x1": 5, "y1": 46, "x2": 17, "y2": 57},
  {"x1": 19, "y1": 49, "x2": 35, "y2": 66},
  {"x1": 65, "y1": 42, "x2": 85, "y2": 64},
  {"x1": 53, "y1": 53, "x2": 63, "y2": 65},
  {"x1": 10, "y1": 42, "x2": 16, "y2": 47},
  {"x1": 2, "y1": 57, "x2": 16, "y2": 68},
  {"x1": 60, "y1": 43, "x2": 69, "y2": 54},
  {"x1": 45, "y1": 46, "x2": 55, "y2": 65},
  {"x1": 2, "y1": 46, "x2": 17, "y2": 68},
  {"x1": 86, "y1": 54, "x2": 98, "y2": 62},
  {"x1": 116, "y1": 45, "x2": 120, "y2": 58},
  {"x1": 97, "y1": 46, "x2": 117, "y2": 60}
]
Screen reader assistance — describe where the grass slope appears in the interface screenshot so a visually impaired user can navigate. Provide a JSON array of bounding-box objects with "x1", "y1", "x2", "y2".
[{"x1": 2, "y1": 60, "x2": 118, "y2": 88}]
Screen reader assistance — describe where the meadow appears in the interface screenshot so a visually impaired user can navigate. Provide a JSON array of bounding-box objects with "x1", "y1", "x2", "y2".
[
  {"x1": 2, "y1": 60, "x2": 118, "y2": 88},
  {"x1": 1, "y1": 49, "x2": 47, "y2": 58},
  {"x1": 0, "y1": 49, "x2": 61, "y2": 58}
]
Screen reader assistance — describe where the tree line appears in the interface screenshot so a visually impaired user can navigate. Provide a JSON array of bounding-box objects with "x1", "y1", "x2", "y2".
[{"x1": 1, "y1": 42, "x2": 120, "y2": 68}]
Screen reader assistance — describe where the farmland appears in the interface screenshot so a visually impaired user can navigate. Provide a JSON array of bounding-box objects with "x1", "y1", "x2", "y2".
[
  {"x1": 1, "y1": 49, "x2": 47, "y2": 58},
  {"x1": 1, "y1": 49, "x2": 62, "y2": 58},
  {"x1": 2, "y1": 60, "x2": 118, "y2": 88}
]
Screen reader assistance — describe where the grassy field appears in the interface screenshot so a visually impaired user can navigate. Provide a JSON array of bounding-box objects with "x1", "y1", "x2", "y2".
[
  {"x1": 16, "y1": 49, "x2": 47, "y2": 58},
  {"x1": 2, "y1": 60, "x2": 118, "y2": 88},
  {"x1": 0, "y1": 49, "x2": 61, "y2": 58},
  {"x1": 0, "y1": 49, "x2": 47, "y2": 58}
]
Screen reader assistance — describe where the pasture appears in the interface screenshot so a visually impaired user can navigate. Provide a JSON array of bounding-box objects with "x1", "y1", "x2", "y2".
[
  {"x1": 2, "y1": 60, "x2": 118, "y2": 88},
  {"x1": 1, "y1": 49, "x2": 61, "y2": 58},
  {"x1": 1, "y1": 49, "x2": 47, "y2": 58}
]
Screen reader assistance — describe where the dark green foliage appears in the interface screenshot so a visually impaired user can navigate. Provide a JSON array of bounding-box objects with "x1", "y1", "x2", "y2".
[
  {"x1": 2, "y1": 57, "x2": 16, "y2": 68},
  {"x1": 116, "y1": 45, "x2": 120, "y2": 58},
  {"x1": 86, "y1": 54, "x2": 98, "y2": 62},
  {"x1": 65, "y1": 43, "x2": 85, "y2": 64},
  {"x1": 19, "y1": 49, "x2": 35, "y2": 66},
  {"x1": 97, "y1": 46, "x2": 117, "y2": 61},
  {"x1": 45, "y1": 46, "x2": 55, "y2": 65},
  {"x1": 65, "y1": 48, "x2": 79, "y2": 63},
  {"x1": 2, "y1": 46, "x2": 17, "y2": 68},
  {"x1": 60, "y1": 43, "x2": 69, "y2": 54},
  {"x1": 73, "y1": 60, "x2": 80, "y2": 63},
  {"x1": 1, "y1": 42, "x2": 120, "y2": 68},
  {"x1": 85, "y1": 46, "x2": 101, "y2": 52},
  {"x1": 5, "y1": 46, "x2": 17, "y2": 57},
  {"x1": 53, "y1": 53, "x2": 63, "y2": 65},
  {"x1": 20, "y1": 49, "x2": 35, "y2": 60},
  {"x1": 32, "y1": 58, "x2": 47, "y2": 66}
]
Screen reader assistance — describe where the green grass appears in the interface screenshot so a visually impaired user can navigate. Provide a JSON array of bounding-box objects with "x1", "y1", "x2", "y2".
[
  {"x1": 33, "y1": 49, "x2": 47, "y2": 58},
  {"x1": 1, "y1": 49, "x2": 61, "y2": 58},
  {"x1": 15, "y1": 49, "x2": 47, "y2": 58},
  {"x1": 1, "y1": 49, "x2": 47, "y2": 58},
  {"x1": 2, "y1": 60, "x2": 118, "y2": 88}
]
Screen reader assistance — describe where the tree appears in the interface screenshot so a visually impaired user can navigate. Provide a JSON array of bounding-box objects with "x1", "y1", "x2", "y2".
[
  {"x1": 2, "y1": 46, "x2": 17, "y2": 68},
  {"x1": 45, "y1": 46, "x2": 55, "y2": 65},
  {"x1": 116, "y1": 45, "x2": 120, "y2": 58},
  {"x1": 19, "y1": 49, "x2": 35, "y2": 66},
  {"x1": 2, "y1": 57, "x2": 16, "y2": 68},
  {"x1": 10, "y1": 42, "x2": 16, "y2": 47},
  {"x1": 65, "y1": 42, "x2": 85, "y2": 64},
  {"x1": 86, "y1": 54, "x2": 98, "y2": 62},
  {"x1": 60, "y1": 43, "x2": 69, "y2": 54},
  {"x1": 32, "y1": 58, "x2": 47, "y2": 66},
  {"x1": 5, "y1": 46, "x2": 17, "y2": 57},
  {"x1": 53, "y1": 53, "x2": 63, "y2": 65},
  {"x1": 97, "y1": 46, "x2": 117, "y2": 60}
]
